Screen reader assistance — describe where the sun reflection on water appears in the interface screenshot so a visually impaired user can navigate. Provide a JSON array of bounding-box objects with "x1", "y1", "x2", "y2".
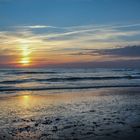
[{"x1": 21, "y1": 95, "x2": 31, "y2": 108}]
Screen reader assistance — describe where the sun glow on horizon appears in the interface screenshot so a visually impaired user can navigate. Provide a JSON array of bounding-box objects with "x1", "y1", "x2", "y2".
[
  {"x1": 19, "y1": 40, "x2": 32, "y2": 67},
  {"x1": 20, "y1": 57, "x2": 30, "y2": 65}
]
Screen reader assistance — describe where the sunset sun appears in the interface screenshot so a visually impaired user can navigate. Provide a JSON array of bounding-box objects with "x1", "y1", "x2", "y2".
[
  {"x1": 19, "y1": 40, "x2": 32, "y2": 67},
  {"x1": 20, "y1": 57, "x2": 30, "y2": 66}
]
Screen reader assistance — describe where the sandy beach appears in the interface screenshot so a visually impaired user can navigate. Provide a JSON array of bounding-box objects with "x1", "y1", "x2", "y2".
[{"x1": 0, "y1": 87, "x2": 140, "y2": 140}]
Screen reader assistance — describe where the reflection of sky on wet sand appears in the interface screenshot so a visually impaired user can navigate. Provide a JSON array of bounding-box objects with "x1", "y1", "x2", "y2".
[
  {"x1": 20, "y1": 95, "x2": 31, "y2": 109},
  {"x1": 18, "y1": 94, "x2": 57, "y2": 111},
  {"x1": 18, "y1": 91, "x2": 92, "y2": 110},
  {"x1": 0, "y1": 88, "x2": 140, "y2": 122},
  {"x1": 0, "y1": 90, "x2": 98, "y2": 119},
  {"x1": 0, "y1": 88, "x2": 140, "y2": 139}
]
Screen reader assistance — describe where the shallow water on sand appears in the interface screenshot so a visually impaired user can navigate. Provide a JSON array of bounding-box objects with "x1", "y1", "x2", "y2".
[{"x1": 0, "y1": 88, "x2": 140, "y2": 140}]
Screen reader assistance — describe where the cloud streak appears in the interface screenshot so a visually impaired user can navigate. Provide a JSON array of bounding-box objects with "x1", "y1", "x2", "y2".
[
  {"x1": 71, "y1": 45, "x2": 140, "y2": 58},
  {"x1": 0, "y1": 23, "x2": 140, "y2": 67},
  {"x1": 95, "y1": 45, "x2": 140, "y2": 57}
]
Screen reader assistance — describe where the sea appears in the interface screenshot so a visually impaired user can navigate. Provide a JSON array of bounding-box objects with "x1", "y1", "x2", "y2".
[{"x1": 0, "y1": 68, "x2": 140, "y2": 95}]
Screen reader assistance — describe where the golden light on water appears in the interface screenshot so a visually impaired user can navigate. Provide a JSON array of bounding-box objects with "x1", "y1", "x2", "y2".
[
  {"x1": 23, "y1": 95, "x2": 30, "y2": 101},
  {"x1": 21, "y1": 95, "x2": 31, "y2": 108}
]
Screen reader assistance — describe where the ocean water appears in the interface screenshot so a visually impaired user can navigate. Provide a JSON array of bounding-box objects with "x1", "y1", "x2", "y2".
[{"x1": 0, "y1": 68, "x2": 140, "y2": 95}]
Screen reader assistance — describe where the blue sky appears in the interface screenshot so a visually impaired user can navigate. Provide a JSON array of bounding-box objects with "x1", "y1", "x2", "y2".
[
  {"x1": 0, "y1": 0, "x2": 140, "y2": 68},
  {"x1": 0, "y1": 0, "x2": 140, "y2": 27}
]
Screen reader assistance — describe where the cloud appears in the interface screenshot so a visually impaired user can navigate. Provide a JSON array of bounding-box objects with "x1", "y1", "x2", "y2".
[
  {"x1": 1, "y1": 23, "x2": 140, "y2": 67},
  {"x1": 19, "y1": 25, "x2": 57, "y2": 29},
  {"x1": 1, "y1": 23, "x2": 140, "y2": 50},
  {"x1": 95, "y1": 45, "x2": 140, "y2": 57},
  {"x1": 1, "y1": 23, "x2": 140, "y2": 49},
  {"x1": 70, "y1": 45, "x2": 140, "y2": 59},
  {"x1": 49, "y1": 59, "x2": 140, "y2": 68}
]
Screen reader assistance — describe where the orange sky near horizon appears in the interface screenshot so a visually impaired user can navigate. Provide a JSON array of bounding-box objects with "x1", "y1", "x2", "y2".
[{"x1": 0, "y1": 23, "x2": 140, "y2": 68}]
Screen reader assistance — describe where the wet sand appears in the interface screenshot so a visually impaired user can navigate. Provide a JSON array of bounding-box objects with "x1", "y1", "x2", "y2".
[{"x1": 0, "y1": 88, "x2": 140, "y2": 140}]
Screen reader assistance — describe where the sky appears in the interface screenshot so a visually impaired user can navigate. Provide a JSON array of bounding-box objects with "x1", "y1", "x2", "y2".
[{"x1": 0, "y1": 0, "x2": 140, "y2": 68}]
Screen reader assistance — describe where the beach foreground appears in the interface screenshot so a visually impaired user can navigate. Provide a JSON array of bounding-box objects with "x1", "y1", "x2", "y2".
[{"x1": 0, "y1": 88, "x2": 140, "y2": 140}]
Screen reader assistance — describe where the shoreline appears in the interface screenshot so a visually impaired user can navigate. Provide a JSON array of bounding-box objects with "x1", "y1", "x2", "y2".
[
  {"x1": 0, "y1": 85, "x2": 140, "y2": 92},
  {"x1": 0, "y1": 86, "x2": 140, "y2": 97}
]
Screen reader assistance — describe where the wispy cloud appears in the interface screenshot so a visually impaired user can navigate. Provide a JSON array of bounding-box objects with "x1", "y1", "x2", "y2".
[
  {"x1": 96, "y1": 45, "x2": 140, "y2": 57},
  {"x1": 18, "y1": 25, "x2": 57, "y2": 29},
  {"x1": 1, "y1": 23, "x2": 140, "y2": 48},
  {"x1": 70, "y1": 45, "x2": 140, "y2": 58},
  {"x1": 0, "y1": 23, "x2": 140, "y2": 67}
]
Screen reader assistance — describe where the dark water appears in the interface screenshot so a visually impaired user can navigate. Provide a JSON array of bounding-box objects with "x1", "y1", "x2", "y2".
[{"x1": 0, "y1": 68, "x2": 140, "y2": 94}]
